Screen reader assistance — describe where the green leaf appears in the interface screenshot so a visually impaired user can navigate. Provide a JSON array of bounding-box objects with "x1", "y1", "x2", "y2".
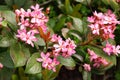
[
  {"x1": 71, "y1": 4, "x2": 82, "y2": 18},
  {"x1": 0, "y1": 37, "x2": 10, "y2": 47},
  {"x1": 75, "y1": 0, "x2": 85, "y2": 2},
  {"x1": 65, "y1": 0, "x2": 73, "y2": 14},
  {"x1": 68, "y1": 29, "x2": 82, "y2": 41},
  {"x1": 75, "y1": 0, "x2": 92, "y2": 5},
  {"x1": 102, "y1": 39, "x2": 116, "y2": 46},
  {"x1": 25, "y1": 52, "x2": 41, "y2": 74},
  {"x1": 42, "y1": 65, "x2": 62, "y2": 80},
  {"x1": 10, "y1": 43, "x2": 30, "y2": 67},
  {"x1": 22, "y1": 0, "x2": 33, "y2": 9},
  {"x1": 109, "y1": 0, "x2": 119, "y2": 11},
  {"x1": 61, "y1": 28, "x2": 69, "y2": 39},
  {"x1": 14, "y1": 0, "x2": 26, "y2": 8},
  {"x1": 49, "y1": 65, "x2": 62, "y2": 80},
  {"x1": 57, "y1": 55, "x2": 76, "y2": 67},
  {"x1": 34, "y1": 35, "x2": 45, "y2": 46},
  {"x1": 0, "y1": 5, "x2": 10, "y2": 10},
  {"x1": 12, "y1": 74, "x2": 19, "y2": 80},
  {"x1": 82, "y1": 71, "x2": 91, "y2": 80},
  {"x1": 73, "y1": 54, "x2": 83, "y2": 62},
  {"x1": 102, "y1": 0, "x2": 119, "y2": 11},
  {"x1": 1, "y1": 20, "x2": 8, "y2": 27},
  {"x1": 5, "y1": 0, "x2": 14, "y2": 7},
  {"x1": 53, "y1": 15, "x2": 66, "y2": 32},
  {"x1": 1, "y1": 11, "x2": 17, "y2": 26},
  {"x1": 0, "y1": 51, "x2": 14, "y2": 68},
  {"x1": 0, "y1": 67, "x2": 14, "y2": 80},
  {"x1": 70, "y1": 16, "x2": 83, "y2": 34}
]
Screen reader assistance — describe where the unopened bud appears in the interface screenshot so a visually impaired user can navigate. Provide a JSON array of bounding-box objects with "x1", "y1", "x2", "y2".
[
  {"x1": 46, "y1": 7, "x2": 50, "y2": 14},
  {"x1": 0, "y1": 63, "x2": 3, "y2": 70}
]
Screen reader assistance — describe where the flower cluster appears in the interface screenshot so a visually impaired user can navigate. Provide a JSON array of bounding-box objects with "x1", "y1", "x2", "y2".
[
  {"x1": 37, "y1": 34, "x2": 76, "y2": 72},
  {"x1": 88, "y1": 10, "x2": 120, "y2": 40},
  {"x1": 51, "y1": 34, "x2": 76, "y2": 58},
  {"x1": 37, "y1": 52, "x2": 59, "y2": 72},
  {"x1": 103, "y1": 42, "x2": 120, "y2": 56},
  {"x1": 15, "y1": 4, "x2": 48, "y2": 47},
  {"x1": 87, "y1": 49, "x2": 108, "y2": 68}
]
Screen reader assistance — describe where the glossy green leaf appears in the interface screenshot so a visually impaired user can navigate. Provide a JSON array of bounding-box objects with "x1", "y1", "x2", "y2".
[
  {"x1": 0, "y1": 37, "x2": 10, "y2": 47},
  {"x1": 12, "y1": 74, "x2": 19, "y2": 80},
  {"x1": 61, "y1": 28, "x2": 69, "y2": 39},
  {"x1": 5, "y1": 0, "x2": 13, "y2": 7},
  {"x1": 0, "y1": 51, "x2": 14, "y2": 68},
  {"x1": 25, "y1": 52, "x2": 41, "y2": 74},
  {"x1": 102, "y1": 0, "x2": 119, "y2": 11},
  {"x1": 14, "y1": 0, "x2": 26, "y2": 8},
  {"x1": 10, "y1": 43, "x2": 30, "y2": 67},
  {"x1": 65, "y1": 0, "x2": 73, "y2": 14},
  {"x1": 71, "y1": 4, "x2": 82, "y2": 18},
  {"x1": 53, "y1": 15, "x2": 66, "y2": 32},
  {"x1": 82, "y1": 71, "x2": 91, "y2": 80},
  {"x1": 1, "y1": 11, "x2": 17, "y2": 26},
  {"x1": 34, "y1": 35, "x2": 45, "y2": 46},
  {"x1": 0, "y1": 67, "x2": 14, "y2": 80},
  {"x1": 22, "y1": 0, "x2": 33, "y2": 9},
  {"x1": 70, "y1": 16, "x2": 83, "y2": 34},
  {"x1": 49, "y1": 65, "x2": 62, "y2": 80},
  {"x1": 1, "y1": 20, "x2": 8, "y2": 27},
  {"x1": 57, "y1": 55, "x2": 76, "y2": 67},
  {"x1": 102, "y1": 39, "x2": 116, "y2": 46},
  {"x1": 75, "y1": 0, "x2": 92, "y2": 5},
  {"x1": 109, "y1": 0, "x2": 119, "y2": 11},
  {"x1": 73, "y1": 54, "x2": 83, "y2": 62},
  {"x1": 68, "y1": 29, "x2": 82, "y2": 41},
  {"x1": 0, "y1": 5, "x2": 10, "y2": 10},
  {"x1": 42, "y1": 65, "x2": 62, "y2": 80}
]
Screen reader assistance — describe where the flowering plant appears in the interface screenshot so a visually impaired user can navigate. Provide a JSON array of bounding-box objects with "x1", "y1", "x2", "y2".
[{"x1": 0, "y1": 0, "x2": 120, "y2": 80}]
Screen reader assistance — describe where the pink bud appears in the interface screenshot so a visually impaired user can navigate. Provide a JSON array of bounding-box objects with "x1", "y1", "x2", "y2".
[{"x1": 0, "y1": 63, "x2": 3, "y2": 69}]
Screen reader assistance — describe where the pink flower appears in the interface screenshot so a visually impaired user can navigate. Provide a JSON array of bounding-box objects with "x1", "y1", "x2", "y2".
[
  {"x1": 37, "y1": 52, "x2": 52, "y2": 69},
  {"x1": 83, "y1": 64, "x2": 91, "y2": 72},
  {"x1": 103, "y1": 42, "x2": 120, "y2": 56},
  {"x1": 112, "y1": 45, "x2": 120, "y2": 56},
  {"x1": 93, "y1": 57, "x2": 108, "y2": 68},
  {"x1": 103, "y1": 42, "x2": 114, "y2": 55},
  {"x1": 31, "y1": 4, "x2": 42, "y2": 11},
  {"x1": 88, "y1": 24, "x2": 99, "y2": 35},
  {"x1": 94, "y1": 11, "x2": 104, "y2": 19},
  {"x1": 87, "y1": 49, "x2": 108, "y2": 68},
  {"x1": 62, "y1": 38, "x2": 76, "y2": 57},
  {"x1": 53, "y1": 39, "x2": 67, "y2": 53},
  {"x1": 18, "y1": 19, "x2": 30, "y2": 28},
  {"x1": 87, "y1": 49, "x2": 98, "y2": 61},
  {"x1": 51, "y1": 34, "x2": 62, "y2": 42},
  {"x1": 49, "y1": 58, "x2": 60, "y2": 72},
  {"x1": 53, "y1": 37, "x2": 76, "y2": 57},
  {"x1": 37, "y1": 52, "x2": 60, "y2": 72},
  {"x1": 16, "y1": 29, "x2": 38, "y2": 47},
  {"x1": 87, "y1": 16, "x2": 95, "y2": 23}
]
